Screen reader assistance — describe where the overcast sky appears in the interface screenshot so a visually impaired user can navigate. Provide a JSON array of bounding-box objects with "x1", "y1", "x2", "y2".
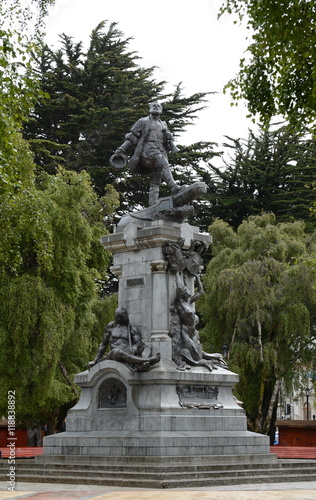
[{"x1": 45, "y1": 0, "x2": 254, "y2": 147}]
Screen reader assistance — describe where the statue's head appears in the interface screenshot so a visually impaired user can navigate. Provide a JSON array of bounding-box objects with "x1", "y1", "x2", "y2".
[
  {"x1": 149, "y1": 101, "x2": 163, "y2": 115},
  {"x1": 114, "y1": 307, "x2": 129, "y2": 325}
]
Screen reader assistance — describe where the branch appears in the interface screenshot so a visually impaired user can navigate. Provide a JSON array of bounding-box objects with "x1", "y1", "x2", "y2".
[{"x1": 58, "y1": 360, "x2": 80, "y2": 398}]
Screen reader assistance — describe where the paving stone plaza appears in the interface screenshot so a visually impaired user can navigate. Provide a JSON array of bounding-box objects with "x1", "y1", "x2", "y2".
[{"x1": 2, "y1": 480, "x2": 316, "y2": 499}]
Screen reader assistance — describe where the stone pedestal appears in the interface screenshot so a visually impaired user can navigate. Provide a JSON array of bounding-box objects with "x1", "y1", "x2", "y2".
[
  {"x1": 43, "y1": 359, "x2": 269, "y2": 458},
  {"x1": 43, "y1": 220, "x2": 271, "y2": 462}
]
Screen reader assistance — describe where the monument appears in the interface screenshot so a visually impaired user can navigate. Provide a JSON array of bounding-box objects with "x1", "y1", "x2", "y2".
[{"x1": 42, "y1": 101, "x2": 271, "y2": 466}]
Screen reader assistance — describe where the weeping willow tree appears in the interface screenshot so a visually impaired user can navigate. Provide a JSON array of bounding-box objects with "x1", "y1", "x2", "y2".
[
  {"x1": 199, "y1": 213, "x2": 316, "y2": 436},
  {"x1": 0, "y1": 168, "x2": 119, "y2": 430}
]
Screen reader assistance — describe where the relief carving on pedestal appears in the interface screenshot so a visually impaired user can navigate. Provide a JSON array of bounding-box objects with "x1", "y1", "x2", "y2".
[
  {"x1": 177, "y1": 385, "x2": 223, "y2": 409},
  {"x1": 98, "y1": 378, "x2": 127, "y2": 408}
]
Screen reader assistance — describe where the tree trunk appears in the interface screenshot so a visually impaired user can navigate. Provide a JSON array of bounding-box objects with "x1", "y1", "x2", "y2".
[
  {"x1": 229, "y1": 316, "x2": 240, "y2": 359},
  {"x1": 45, "y1": 413, "x2": 58, "y2": 436},
  {"x1": 58, "y1": 360, "x2": 79, "y2": 398},
  {"x1": 253, "y1": 314, "x2": 265, "y2": 432},
  {"x1": 254, "y1": 367, "x2": 266, "y2": 433},
  {"x1": 262, "y1": 377, "x2": 281, "y2": 435},
  {"x1": 27, "y1": 426, "x2": 42, "y2": 446},
  {"x1": 257, "y1": 315, "x2": 264, "y2": 363}
]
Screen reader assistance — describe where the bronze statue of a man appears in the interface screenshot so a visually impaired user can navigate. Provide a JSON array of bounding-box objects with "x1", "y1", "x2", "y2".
[
  {"x1": 88, "y1": 308, "x2": 160, "y2": 372},
  {"x1": 111, "y1": 101, "x2": 183, "y2": 206}
]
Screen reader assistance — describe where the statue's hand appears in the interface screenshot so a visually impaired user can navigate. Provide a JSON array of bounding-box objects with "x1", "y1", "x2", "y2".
[
  {"x1": 132, "y1": 341, "x2": 145, "y2": 356},
  {"x1": 110, "y1": 151, "x2": 128, "y2": 169}
]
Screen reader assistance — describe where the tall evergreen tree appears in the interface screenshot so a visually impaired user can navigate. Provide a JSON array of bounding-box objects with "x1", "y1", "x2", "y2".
[{"x1": 201, "y1": 127, "x2": 316, "y2": 231}]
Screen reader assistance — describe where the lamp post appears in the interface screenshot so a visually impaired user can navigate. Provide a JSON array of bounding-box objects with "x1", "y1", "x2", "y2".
[
  {"x1": 221, "y1": 343, "x2": 229, "y2": 361},
  {"x1": 305, "y1": 387, "x2": 310, "y2": 420}
]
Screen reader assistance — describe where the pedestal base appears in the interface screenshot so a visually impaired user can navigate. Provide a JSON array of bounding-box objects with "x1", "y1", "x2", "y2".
[{"x1": 43, "y1": 360, "x2": 270, "y2": 458}]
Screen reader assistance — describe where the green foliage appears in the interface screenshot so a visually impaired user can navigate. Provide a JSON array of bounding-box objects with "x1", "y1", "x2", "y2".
[
  {"x1": 0, "y1": 0, "x2": 54, "y2": 194},
  {"x1": 0, "y1": 167, "x2": 119, "y2": 425},
  {"x1": 0, "y1": 122, "x2": 36, "y2": 195},
  {"x1": 203, "y1": 126, "x2": 316, "y2": 231},
  {"x1": 219, "y1": 0, "x2": 316, "y2": 129},
  {"x1": 0, "y1": 276, "x2": 74, "y2": 418},
  {"x1": 200, "y1": 213, "x2": 316, "y2": 433}
]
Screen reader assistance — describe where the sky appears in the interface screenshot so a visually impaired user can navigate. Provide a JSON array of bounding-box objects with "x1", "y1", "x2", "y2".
[{"x1": 44, "y1": 0, "x2": 254, "y2": 148}]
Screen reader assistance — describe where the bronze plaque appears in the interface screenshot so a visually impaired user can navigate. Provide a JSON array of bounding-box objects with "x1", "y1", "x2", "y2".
[
  {"x1": 177, "y1": 385, "x2": 222, "y2": 409},
  {"x1": 98, "y1": 378, "x2": 127, "y2": 408}
]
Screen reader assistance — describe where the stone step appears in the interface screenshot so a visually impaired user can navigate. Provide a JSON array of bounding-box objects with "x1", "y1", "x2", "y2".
[
  {"x1": 0, "y1": 460, "x2": 289, "y2": 472},
  {"x1": 36, "y1": 452, "x2": 276, "y2": 466},
  {"x1": 7, "y1": 465, "x2": 316, "y2": 480},
  {"x1": 3, "y1": 459, "x2": 316, "y2": 488},
  {"x1": 5, "y1": 471, "x2": 316, "y2": 488},
  {"x1": 3, "y1": 459, "x2": 316, "y2": 471},
  {"x1": 2, "y1": 458, "x2": 316, "y2": 474}
]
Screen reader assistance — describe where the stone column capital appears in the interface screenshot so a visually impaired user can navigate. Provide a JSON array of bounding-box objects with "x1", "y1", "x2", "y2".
[{"x1": 150, "y1": 260, "x2": 168, "y2": 273}]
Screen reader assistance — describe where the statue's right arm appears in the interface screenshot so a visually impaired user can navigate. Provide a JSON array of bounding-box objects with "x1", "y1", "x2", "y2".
[
  {"x1": 116, "y1": 120, "x2": 142, "y2": 154},
  {"x1": 174, "y1": 284, "x2": 183, "y2": 307},
  {"x1": 190, "y1": 275, "x2": 204, "y2": 304},
  {"x1": 87, "y1": 326, "x2": 111, "y2": 368}
]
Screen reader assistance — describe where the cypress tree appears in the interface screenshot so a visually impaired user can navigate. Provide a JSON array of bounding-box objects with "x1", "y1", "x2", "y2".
[{"x1": 202, "y1": 127, "x2": 316, "y2": 231}]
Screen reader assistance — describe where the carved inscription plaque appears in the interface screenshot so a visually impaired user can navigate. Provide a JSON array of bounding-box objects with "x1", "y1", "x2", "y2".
[
  {"x1": 98, "y1": 378, "x2": 127, "y2": 409},
  {"x1": 126, "y1": 278, "x2": 144, "y2": 287},
  {"x1": 177, "y1": 385, "x2": 222, "y2": 409}
]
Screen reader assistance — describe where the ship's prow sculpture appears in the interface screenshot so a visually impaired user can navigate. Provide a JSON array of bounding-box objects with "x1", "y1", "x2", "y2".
[{"x1": 117, "y1": 181, "x2": 207, "y2": 228}]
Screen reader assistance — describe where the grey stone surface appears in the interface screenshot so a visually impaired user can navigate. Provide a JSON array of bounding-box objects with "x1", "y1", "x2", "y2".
[
  {"x1": 44, "y1": 359, "x2": 270, "y2": 458},
  {"x1": 101, "y1": 221, "x2": 211, "y2": 343},
  {"x1": 43, "y1": 221, "x2": 271, "y2": 464}
]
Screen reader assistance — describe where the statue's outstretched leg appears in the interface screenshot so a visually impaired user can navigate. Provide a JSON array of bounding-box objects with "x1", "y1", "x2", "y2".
[
  {"x1": 180, "y1": 351, "x2": 214, "y2": 372},
  {"x1": 151, "y1": 153, "x2": 182, "y2": 195},
  {"x1": 120, "y1": 351, "x2": 160, "y2": 366},
  {"x1": 202, "y1": 352, "x2": 229, "y2": 369},
  {"x1": 148, "y1": 165, "x2": 161, "y2": 205},
  {"x1": 161, "y1": 165, "x2": 183, "y2": 194}
]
